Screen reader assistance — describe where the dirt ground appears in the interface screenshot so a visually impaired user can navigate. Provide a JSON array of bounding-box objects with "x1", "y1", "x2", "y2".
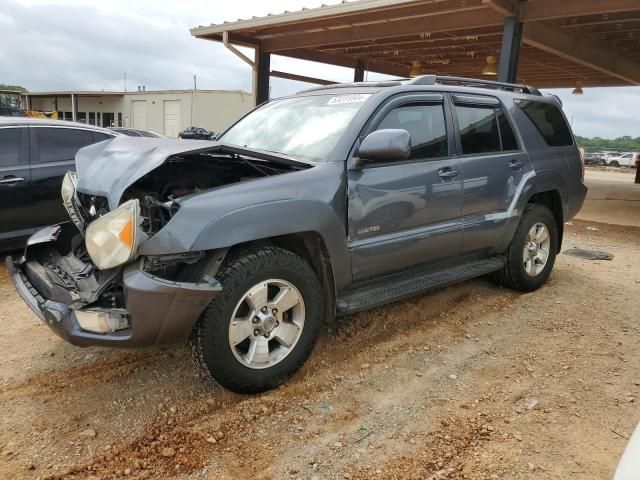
[{"x1": 1, "y1": 168, "x2": 638, "y2": 480}]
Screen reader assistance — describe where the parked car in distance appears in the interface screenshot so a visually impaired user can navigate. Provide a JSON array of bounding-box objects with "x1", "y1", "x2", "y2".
[
  {"x1": 109, "y1": 127, "x2": 166, "y2": 138},
  {"x1": 583, "y1": 152, "x2": 606, "y2": 166},
  {"x1": 7, "y1": 75, "x2": 587, "y2": 394},
  {"x1": 0, "y1": 117, "x2": 118, "y2": 248},
  {"x1": 605, "y1": 152, "x2": 637, "y2": 167},
  {"x1": 179, "y1": 126, "x2": 216, "y2": 140}
]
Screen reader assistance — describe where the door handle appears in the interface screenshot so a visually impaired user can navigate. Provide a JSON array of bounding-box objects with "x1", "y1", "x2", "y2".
[
  {"x1": 438, "y1": 168, "x2": 459, "y2": 179},
  {"x1": 0, "y1": 176, "x2": 26, "y2": 185},
  {"x1": 508, "y1": 159, "x2": 524, "y2": 170}
]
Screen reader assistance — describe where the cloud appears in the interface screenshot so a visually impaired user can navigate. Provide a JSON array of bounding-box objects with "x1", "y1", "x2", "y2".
[{"x1": 3, "y1": 0, "x2": 639, "y2": 138}]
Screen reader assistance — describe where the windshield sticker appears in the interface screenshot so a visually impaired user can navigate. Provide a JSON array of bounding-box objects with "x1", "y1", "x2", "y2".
[{"x1": 327, "y1": 94, "x2": 370, "y2": 105}]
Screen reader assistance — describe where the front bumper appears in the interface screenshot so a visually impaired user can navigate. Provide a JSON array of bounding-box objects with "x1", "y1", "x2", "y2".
[{"x1": 6, "y1": 223, "x2": 220, "y2": 348}]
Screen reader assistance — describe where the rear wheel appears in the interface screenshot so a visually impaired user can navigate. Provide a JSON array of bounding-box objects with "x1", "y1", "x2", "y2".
[
  {"x1": 494, "y1": 204, "x2": 558, "y2": 292},
  {"x1": 190, "y1": 246, "x2": 324, "y2": 394},
  {"x1": 610, "y1": 160, "x2": 620, "y2": 167}
]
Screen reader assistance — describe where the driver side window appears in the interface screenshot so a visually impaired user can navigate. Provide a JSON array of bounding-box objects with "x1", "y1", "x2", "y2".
[{"x1": 376, "y1": 103, "x2": 448, "y2": 160}]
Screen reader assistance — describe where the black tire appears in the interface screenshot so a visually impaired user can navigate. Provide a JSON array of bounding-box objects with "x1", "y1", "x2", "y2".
[
  {"x1": 610, "y1": 160, "x2": 620, "y2": 167},
  {"x1": 189, "y1": 246, "x2": 324, "y2": 394},
  {"x1": 494, "y1": 204, "x2": 558, "y2": 292}
]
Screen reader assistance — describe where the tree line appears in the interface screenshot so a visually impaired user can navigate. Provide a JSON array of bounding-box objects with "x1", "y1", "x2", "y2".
[{"x1": 576, "y1": 135, "x2": 640, "y2": 151}]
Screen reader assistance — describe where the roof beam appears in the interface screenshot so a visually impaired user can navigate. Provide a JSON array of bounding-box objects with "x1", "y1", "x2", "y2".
[
  {"x1": 523, "y1": 21, "x2": 640, "y2": 85},
  {"x1": 270, "y1": 70, "x2": 337, "y2": 86},
  {"x1": 520, "y1": 0, "x2": 640, "y2": 22},
  {"x1": 481, "y1": 0, "x2": 515, "y2": 17},
  {"x1": 261, "y1": 8, "x2": 503, "y2": 52},
  {"x1": 279, "y1": 49, "x2": 410, "y2": 78}
]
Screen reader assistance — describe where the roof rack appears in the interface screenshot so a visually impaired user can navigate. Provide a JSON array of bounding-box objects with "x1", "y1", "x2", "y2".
[{"x1": 407, "y1": 75, "x2": 541, "y2": 96}]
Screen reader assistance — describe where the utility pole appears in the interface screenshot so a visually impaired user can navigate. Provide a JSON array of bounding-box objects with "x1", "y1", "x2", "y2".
[
  {"x1": 124, "y1": 72, "x2": 127, "y2": 92},
  {"x1": 193, "y1": 75, "x2": 197, "y2": 90}
]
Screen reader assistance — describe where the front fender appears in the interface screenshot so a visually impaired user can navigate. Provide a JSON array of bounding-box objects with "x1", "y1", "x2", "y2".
[{"x1": 190, "y1": 200, "x2": 351, "y2": 290}]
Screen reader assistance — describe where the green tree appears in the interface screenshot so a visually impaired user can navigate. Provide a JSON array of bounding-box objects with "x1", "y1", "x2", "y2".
[{"x1": 0, "y1": 84, "x2": 28, "y2": 93}]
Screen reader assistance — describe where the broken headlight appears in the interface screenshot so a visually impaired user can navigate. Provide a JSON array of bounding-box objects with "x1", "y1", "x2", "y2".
[{"x1": 85, "y1": 199, "x2": 145, "y2": 270}]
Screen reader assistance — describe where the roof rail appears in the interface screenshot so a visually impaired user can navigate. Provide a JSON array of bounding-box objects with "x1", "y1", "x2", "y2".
[{"x1": 408, "y1": 75, "x2": 541, "y2": 96}]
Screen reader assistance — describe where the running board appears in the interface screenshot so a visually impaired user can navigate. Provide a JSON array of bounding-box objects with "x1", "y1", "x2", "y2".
[{"x1": 336, "y1": 257, "x2": 505, "y2": 315}]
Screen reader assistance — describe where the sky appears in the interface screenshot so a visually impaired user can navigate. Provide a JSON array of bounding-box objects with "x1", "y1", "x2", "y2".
[{"x1": 1, "y1": 0, "x2": 639, "y2": 139}]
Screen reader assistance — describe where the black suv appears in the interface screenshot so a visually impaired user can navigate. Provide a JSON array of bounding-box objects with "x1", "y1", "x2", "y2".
[
  {"x1": 7, "y1": 76, "x2": 587, "y2": 393},
  {"x1": 0, "y1": 118, "x2": 117, "y2": 247}
]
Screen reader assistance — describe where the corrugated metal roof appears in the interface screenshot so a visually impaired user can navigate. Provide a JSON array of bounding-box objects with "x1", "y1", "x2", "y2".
[{"x1": 190, "y1": 0, "x2": 425, "y2": 36}]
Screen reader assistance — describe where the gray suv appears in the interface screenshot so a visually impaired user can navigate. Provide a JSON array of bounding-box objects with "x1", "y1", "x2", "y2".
[{"x1": 7, "y1": 76, "x2": 587, "y2": 393}]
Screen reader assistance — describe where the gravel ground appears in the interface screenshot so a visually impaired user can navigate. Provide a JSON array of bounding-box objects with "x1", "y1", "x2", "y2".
[{"x1": 0, "y1": 171, "x2": 638, "y2": 480}]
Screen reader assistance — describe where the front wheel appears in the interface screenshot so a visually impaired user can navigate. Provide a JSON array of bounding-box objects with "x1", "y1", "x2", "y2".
[
  {"x1": 190, "y1": 246, "x2": 324, "y2": 394},
  {"x1": 609, "y1": 160, "x2": 620, "y2": 167},
  {"x1": 494, "y1": 204, "x2": 558, "y2": 292}
]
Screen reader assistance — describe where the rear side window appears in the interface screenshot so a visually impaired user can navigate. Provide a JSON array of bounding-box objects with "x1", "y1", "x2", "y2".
[
  {"x1": 93, "y1": 132, "x2": 113, "y2": 142},
  {"x1": 518, "y1": 101, "x2": 573, "y2": 147},
  {"x1": 33, "y1": 127, "x2": 97, "y2": 163},
  {"x1": 376, "y1": 103, "x2": 448, "y2": 160},
  {"x1": 0, "y1": 128, "x2": 23, "y2": 167},
  {"x1": 455, "y1": 105, "x2": 501, "y2": 154}
]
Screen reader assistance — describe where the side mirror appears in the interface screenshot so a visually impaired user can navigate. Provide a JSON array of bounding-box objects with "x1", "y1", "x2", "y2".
[{"x1": 356, "y1": 129, "x2": 411, "y2": 166}]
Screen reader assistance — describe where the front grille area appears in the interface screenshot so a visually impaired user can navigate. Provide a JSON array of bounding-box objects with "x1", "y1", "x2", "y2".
[{"x1": 64, "y1": 194, "x2": 89, "y2": 232}]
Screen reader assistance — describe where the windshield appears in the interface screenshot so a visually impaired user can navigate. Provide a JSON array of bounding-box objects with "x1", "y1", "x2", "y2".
[{"x1": 220, "y1": 93, "x2": 371, "y2": 162}]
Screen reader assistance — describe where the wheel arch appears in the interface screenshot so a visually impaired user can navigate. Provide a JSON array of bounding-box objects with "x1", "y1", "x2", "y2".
[
  {"x1": 226, "y1": 232, "x2": 337, "y2": 320},
  {"x1": 526, "y1": 189, "x2": 564, "y2": 253}
]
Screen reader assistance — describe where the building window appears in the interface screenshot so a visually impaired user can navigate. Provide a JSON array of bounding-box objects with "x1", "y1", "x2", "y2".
[
  {"x1": 103, "y1": 112, "x2": 115, "y2": 128},
  {"x1": 118, "y1": 112, "x2": 123, "y2": 127},
  {"x1": 77, "y1": 112, "x2": 87, "y2": 123},
  {"x1": 88, "y1": 112, "x2": 96, "y2": 125}
]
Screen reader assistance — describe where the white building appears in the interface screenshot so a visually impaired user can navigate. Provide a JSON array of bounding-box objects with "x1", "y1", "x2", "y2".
[{"x1": 24, "y1": 89, "x2": 253, "y2": 137}]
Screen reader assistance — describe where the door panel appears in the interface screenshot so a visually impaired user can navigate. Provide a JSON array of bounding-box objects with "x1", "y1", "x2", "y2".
[
  {"x1": 453, "y1": 101, "x2": 531, "y2": 253},
  {"x1": 348, "y1": 99, "x2": 463, "y2": 281},
  {"x1": 0, "y1": 127, "x2": 32, "y2": 241}
]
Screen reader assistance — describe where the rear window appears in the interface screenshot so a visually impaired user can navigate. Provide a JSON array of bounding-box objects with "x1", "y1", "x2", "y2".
[
  {"x1": 33, "y1": 127, "x2": 97, "y2": 163},
  {"x1": 518, "y1": 101, "x2": 573, "y2": 147},
  {"x1": 0, "y1": 128, "x2": 22, "y2": 167}
]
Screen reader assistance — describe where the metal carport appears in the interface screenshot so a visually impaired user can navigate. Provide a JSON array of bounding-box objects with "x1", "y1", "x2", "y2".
[{"x1": 191, "y1": 0, "x2": 640, "y2": 105}]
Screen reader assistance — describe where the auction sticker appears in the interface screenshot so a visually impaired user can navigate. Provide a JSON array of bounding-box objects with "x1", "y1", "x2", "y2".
[{"x1": 327, "y1": 94, "x2": 370, "y2": 105}]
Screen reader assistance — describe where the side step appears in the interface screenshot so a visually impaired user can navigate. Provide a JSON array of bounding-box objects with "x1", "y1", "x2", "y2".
[{"x1": 336, "y1": 257, "x2": 505, "y2": 315}]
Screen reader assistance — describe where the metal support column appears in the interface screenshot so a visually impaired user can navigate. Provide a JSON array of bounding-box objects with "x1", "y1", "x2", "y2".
[
  {"x1": 71, "y1": 94, "x2": 77, "y2": 122},
  {"x1": 498, "y1": 16, "x2": 523, "y2": 84},
  {"x1": 255, "y1": 49, "x2": 271, "y2": 106},
  {"x1": 354, "y1": 59, "x2": 365, "y2": 82}
]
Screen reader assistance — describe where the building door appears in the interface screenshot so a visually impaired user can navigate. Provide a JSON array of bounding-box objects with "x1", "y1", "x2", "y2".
[
  {"x1": 164, "y1": 100, "x2": 181, "y2": 138},
  {"x1": 132, "y1": 101, "x2": 147, "y2": 129}
]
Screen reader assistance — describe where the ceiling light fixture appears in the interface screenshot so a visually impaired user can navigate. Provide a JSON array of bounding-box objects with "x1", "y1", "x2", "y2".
[
  {"x1": 409, "y1": 60, "x2": 423, "y2": 78},
  {"x1": 482, "y1": 55, "x2": 498, "y2": 76},
  {"x1": 572, "y1": 80, "x2": 584, "y2": 95}
]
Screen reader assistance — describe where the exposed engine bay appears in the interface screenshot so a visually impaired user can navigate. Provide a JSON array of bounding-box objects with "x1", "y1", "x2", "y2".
[
  {"x1": 50, "y1": 147, "x2": 309, "y2": 317},
  {"x1": 74, "y1": 152, "x2": 307, "y2": 236}
]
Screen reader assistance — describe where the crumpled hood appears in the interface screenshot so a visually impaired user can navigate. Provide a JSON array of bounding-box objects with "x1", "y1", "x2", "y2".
[{"x1": 75, "y1": 137, "x2": 309, "y2": 210}]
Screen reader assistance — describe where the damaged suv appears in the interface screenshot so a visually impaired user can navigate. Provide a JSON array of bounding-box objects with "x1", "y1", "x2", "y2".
[{"x1": 7, "y1": 76, "x2": 587, "y2": 393}]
